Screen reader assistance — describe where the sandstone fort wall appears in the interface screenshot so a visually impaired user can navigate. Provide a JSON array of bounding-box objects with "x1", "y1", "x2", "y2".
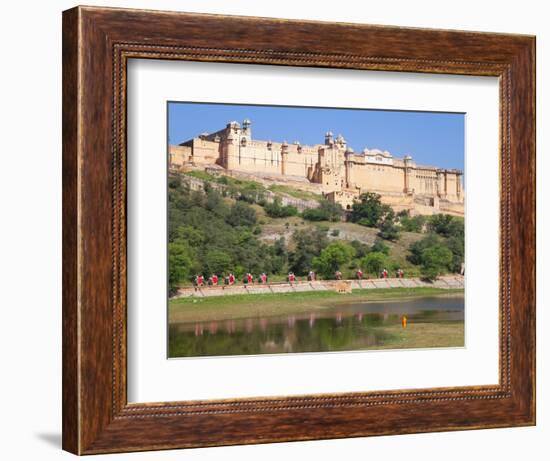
[{"x1": 168, "y1": 119, "x2": 464, "y2": 216}]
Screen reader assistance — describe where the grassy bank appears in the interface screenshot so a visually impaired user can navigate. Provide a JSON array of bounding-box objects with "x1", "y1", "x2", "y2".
[
  {"x1": 169, "y1": 287, "x2": 464, "y2": 324},
  {"x1": 372, "y1": 322, "x2": 464, "y2": 350}
]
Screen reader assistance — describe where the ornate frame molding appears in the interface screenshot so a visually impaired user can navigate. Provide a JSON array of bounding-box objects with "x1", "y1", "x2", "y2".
[{"x1": 63, "y1": 6, "x2": 535, "y2": 454}]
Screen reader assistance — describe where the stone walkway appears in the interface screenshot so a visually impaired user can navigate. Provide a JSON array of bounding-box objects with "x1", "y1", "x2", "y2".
[{"x1": 173, "y1": 275, "x2": 464, "y2": 299}]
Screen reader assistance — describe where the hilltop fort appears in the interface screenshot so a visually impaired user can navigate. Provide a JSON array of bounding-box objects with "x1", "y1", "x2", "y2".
[{"x1": 168, "y1": 119, "x2": 464, "y2": 216}]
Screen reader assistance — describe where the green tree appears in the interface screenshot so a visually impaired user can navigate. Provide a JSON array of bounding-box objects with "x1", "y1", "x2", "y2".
[
  {"x1": 203, "y1": 249, "x2": 232, "y2": 276},
  {"x1": 231, "y1": 230, "x2": 265, "y2": 274},
  {"x1": 371, "y1": 238, "x2": 390, "y2": 255},
  {"x1": 377, "y1": 208, "x2": 400, "y2": 241},
  {"x1": 264, "y1": 197, "x2": 298, "y2": 218},
  {"x1": 350, "y1": 240, "x2": 370, "y2": 258},
  {"x1": 289, "y1": 228, "x2": 329, "y2": 275},
  {"x1": 427, "y1": 214, "x2": 464, "y2": 238},
  {"x1": 168, "y1": 241, "x2": 193, "y2": 294},
  {"x1": 399, "y1": 212, "x2": 427, "y2": 233},
  {"x1": 268, "y1": 237, "x2": 288, "y2": 274},
  {"x1": 408, "y1": 234, "x2": 442, "y2": 266},
  {"x1": 204, "y1": 188, "x2": 229, "y2": 217},
  {"x1": 407, "y1": 220, "x2": 463, "y2": 275},
  {"x1": 349, "y1": 192, "x2": 385, "y2": 227},
  {"x1": 238, "y1": 183, "x2": 266, "y2": 204},
  {"x1": 361, "y1": 251, "x2": 387, "y2": 276},
  {"x1": 225, "y1": 201, "x2": 257, "y2": 227},
  {"x1": 174, "y1": 225, "x2": 205, "y2": 247},
  {"x1": 302, "y1": 200, "x2": 343, "y2": 222},
  {"x1": 446, "y1": 234, "x2": 465, "y2": 273},
  {"x1": 312, "y1": 241, "x2": 355, "y2": 278},
  {"x1": 420, "y1": 245, "x2": 453, "y2": 280}
]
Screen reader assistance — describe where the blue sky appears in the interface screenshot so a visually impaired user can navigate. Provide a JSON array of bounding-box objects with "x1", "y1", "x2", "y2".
[{"x1": 168, "y1": 102, "x2": 464, "y2": 170}]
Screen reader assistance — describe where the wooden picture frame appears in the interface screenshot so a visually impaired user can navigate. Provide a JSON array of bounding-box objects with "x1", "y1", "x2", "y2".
[{"x1": 62, "y1": 5, "x2": 535, "y2": 455}]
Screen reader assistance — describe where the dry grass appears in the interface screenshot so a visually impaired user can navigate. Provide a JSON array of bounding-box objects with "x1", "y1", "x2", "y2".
[{"x1": 373, "y1": 322, "x2": 464, "y2": 349}]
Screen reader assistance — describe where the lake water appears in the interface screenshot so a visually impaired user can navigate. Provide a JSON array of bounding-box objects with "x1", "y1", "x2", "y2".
[{"x1": 168, "y1": 296, "x2": 464, "y2": 358}]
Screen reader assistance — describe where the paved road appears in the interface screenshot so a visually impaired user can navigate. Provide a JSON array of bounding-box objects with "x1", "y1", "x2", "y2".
[{"x1": 173, "y1": 276, "x2": 464, "y2": 299}]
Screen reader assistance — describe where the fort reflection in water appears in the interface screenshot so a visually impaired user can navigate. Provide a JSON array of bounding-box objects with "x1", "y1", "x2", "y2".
[{"x1": 169, "y1": 296, "x2": 464, "y2": 358}]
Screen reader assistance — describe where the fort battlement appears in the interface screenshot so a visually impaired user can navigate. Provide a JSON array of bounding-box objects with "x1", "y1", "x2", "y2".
[{"x1": 169, "y1": 119, "x2": 464, "y2": 216}]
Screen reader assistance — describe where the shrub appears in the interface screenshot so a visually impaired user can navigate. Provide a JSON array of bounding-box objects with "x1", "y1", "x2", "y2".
[
  {"x1": 420, "y1": 245, "x2": 453, "y2": 281},
  {"x1": 408, "y1": 234, "x2": 442, "y2": 266},
  {"x1": 289, "y1": 228, "x2": 329, "y2": 275},
  {"x1": 349, "y1": 192, "x2": 385, "y2": 227},
  {"x1": 203, "y1": 249, "x2": 233, "y2": 277},
  {"x1": 399, "y1": 214, "x2": 427, "y2": 233},
  {"x1": 361, "y1": 251, "x2": 388, "y2": 276},
  {"x1": 225, "y1": 201, "x2": 257, "y2": 227},
  {"x1": 302, "y1": 200, "x2": 343, "y2": 222},
  {"x1": 427, "y1": 214, "x2": 464, "y2": 238},
  {"x1": 350, "y1": 240, "x2": 370, "y2": 258},
  {"x1": 312, "y1": 241, "x2": 356, "y2": 278},
  {"x1": 264, "y1": 197, "x2": 299, "y2": 218},
  {"x1": 377, "y1": 209, "x2": 400, "y2": 241},
  {"x1": 371, "y1": 239, "x2": 390, "y2": 255},
  {"x1": 168, "y1": 241, "x2": 193, "y2": 294}
]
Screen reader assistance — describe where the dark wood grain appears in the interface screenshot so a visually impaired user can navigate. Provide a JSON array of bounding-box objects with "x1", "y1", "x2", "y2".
[
  {"x1": 61, "y1": 7, "x2": 79, "y2": 454},
  {"x1": 62, "y1": 5, "x2": 536, "y2": 455}
]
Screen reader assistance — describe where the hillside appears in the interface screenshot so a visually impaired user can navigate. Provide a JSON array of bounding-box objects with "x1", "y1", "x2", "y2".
[
  {"x1": 168, "y1": 171, "x2": 464, "y2": 291},
  {"x1": 257, "y1": 212, "x2": 424, "y2": 266}
]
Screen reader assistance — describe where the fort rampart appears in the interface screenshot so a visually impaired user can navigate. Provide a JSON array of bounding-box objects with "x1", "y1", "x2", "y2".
[{"x1": 169, "y1": 119, "x2": 464, "y2": 216}]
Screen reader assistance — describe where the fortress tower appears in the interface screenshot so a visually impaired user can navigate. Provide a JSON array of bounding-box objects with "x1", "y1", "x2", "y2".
[
  {"x1": 280, "y1": 141, "x2": 288, "y2": 176},
  {"x1": 223, "y1": 121, "x2": 241, "y2": 170},
  {"x1": 344, "y1": 148, "x2": 355, "y2": 189},
  {"x1": 310, "y1": 132, "x2": 348, "y2": 192},
  {"x1": 169, "y1": 119, "x2": 464, "y2": 216},
  {"x1": 403, "y1": 155, "x2": 414, "y2": 194},
  {"x1": 242, "y1": 118, "x2": 252, "y2": 138}
]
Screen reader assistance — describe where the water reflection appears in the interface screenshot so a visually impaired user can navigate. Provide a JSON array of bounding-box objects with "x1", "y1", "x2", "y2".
[{"x1": 169, "y1": 296, "x2": 464, "y2": 358}]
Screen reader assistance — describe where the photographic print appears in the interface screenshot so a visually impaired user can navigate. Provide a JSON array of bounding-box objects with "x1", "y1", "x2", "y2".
[
  {"x1": 167, "y1": 102, "x2": 465, "y2": 358},
  {"x1": 62, "y1": 9, "x2": 536, "y2": 452}
]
